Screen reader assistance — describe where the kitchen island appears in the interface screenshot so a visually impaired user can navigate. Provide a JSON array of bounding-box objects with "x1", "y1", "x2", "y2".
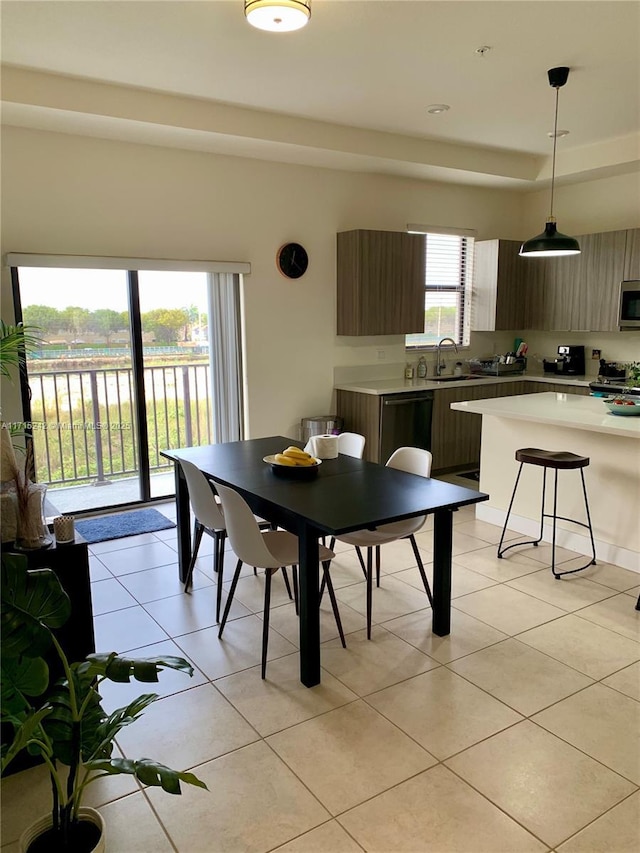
[{"x1": 451, "y1": 392, "x2": 639, "y2": 572}]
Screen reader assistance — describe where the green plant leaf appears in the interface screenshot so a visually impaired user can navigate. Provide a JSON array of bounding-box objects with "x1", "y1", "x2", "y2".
[
  {"x1": 1, "y1": 707, "x2": 52, "y2": 773},
  {"x1": 80, "y1": 653, "x2": 194, "y2": 683},
  {"x1": 87, "y1": 757, "x2": 208, "y2": 793},
  {"x1": 1, "y1": 655, "x2": 50, "y2": 714},
  {"x1": 1, "y1": 558, "x2": 71, "y2": 658},
  {"x1": 0, "y1": 321, "x2": 42, "y2": 379}
]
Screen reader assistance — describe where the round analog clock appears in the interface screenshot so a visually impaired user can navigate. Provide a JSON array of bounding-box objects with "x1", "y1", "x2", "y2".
[{"x1": 276, "y1": 242, "x2": 308, "y2": 279}]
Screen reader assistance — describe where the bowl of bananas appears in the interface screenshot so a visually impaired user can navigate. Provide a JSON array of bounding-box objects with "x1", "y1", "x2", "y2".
[{"x1": 264, "y1": 446, "x2": 321, "y2": 479}]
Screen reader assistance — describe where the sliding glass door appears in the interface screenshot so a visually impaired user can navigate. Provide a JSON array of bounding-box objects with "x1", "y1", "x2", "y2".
[
  {"x1": 17, "y1": 267, "x2": 141, "y2": 512},
  {"x1": 11, "y1": 259, "x2": 242, "y2": 515},
  {"x1": 138, "y1": 271, "x2": 212, "y2": 499}
]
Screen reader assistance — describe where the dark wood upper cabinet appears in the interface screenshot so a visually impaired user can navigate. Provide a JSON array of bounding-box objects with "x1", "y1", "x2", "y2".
[
  {"x1": 337, "y1": 230, "x2": 425, "y2": 335},
  {"x1": 572, "y1": 230, "x2": 627, "y2": 331},
  {"x1": 475, "y1": 228, "x2": 636, "y2": 332},
  {"x1": 624, "y1": 228, "x2": 640, "y2": 281},
  {"x1": 472, "y1": 240, "x2": 527, "y2": 331}
]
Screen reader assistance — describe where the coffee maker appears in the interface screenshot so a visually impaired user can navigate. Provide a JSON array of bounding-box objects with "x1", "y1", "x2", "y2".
[{"x1": 555, "y1": 345, "x2": 585, "y2": 375}]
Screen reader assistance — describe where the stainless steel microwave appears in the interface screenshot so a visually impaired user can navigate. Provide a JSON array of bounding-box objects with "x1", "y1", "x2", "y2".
[{"x1": 619, "y1": 281, "x2": 640, "y2": 329}]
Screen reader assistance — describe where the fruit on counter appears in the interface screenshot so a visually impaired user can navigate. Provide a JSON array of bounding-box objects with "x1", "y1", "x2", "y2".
[
  {"x1": 276, "y1": 447, "x2": 317, "y2": 466},
  {"x1": 610, "y1": 398, "x2": 637, "y2": 406}
]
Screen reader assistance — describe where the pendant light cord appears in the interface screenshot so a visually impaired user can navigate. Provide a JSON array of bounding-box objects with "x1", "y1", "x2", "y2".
[{"x1": 549, "y1": 85, "x2": 560, "y2": 220}]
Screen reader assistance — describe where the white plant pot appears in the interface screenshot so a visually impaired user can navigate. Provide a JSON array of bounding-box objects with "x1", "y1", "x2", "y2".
[{"x1": 19, "y1": 806, "x2": 106, "y2": 853}]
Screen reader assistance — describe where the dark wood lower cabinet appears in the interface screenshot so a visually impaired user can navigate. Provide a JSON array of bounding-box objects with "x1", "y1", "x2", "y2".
[
  {"x1": 336, "y1": 380, "x2": 589, "y2": 474},
  {"x1": 430, "y1": 381, "x2": 526, "y2": 474}
]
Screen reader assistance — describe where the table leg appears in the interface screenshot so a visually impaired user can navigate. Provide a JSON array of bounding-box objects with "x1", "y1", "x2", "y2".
[
  {"x1": 174, "y1": 463, "x2": 191, "y2": 583},
  {"x1": 432, "y1": 508, "x2": 453, "y2": 636},
  {"x1": 298, "y1": 523, "x2": 321, "y2": 687}
]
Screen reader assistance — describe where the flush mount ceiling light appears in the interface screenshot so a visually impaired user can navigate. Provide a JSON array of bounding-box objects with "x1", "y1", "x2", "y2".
[
  {"x1": 244, "y1": 0, "x2": 311, "y2": 32},
  {"x1": 427, "y1": 104, "x2": 450, "y2": 114},
  {"x1": 520, "y1": 67, "x2": 580, "y2": 258}
]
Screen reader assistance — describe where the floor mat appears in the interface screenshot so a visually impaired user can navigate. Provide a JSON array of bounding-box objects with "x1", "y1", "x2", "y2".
[{"x1": 75, "y1": 508, "x2": 175, "y2": 544}]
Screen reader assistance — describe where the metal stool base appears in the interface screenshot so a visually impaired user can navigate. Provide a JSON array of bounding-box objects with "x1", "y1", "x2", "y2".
[{"x1": 497, "y1": 459, "x2": 596, "y2": 579}]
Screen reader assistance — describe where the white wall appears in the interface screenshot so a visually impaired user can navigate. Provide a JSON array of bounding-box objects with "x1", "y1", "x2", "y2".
[
  {"x1": 2, "y1": 128, "x2": 638, "y2": 439},
  {"x1": 523, "y1": 171, "x2": 640, "y2": 235},
  {"x1": 1, "y1": 126, "x2": 526, "y2": 437}
]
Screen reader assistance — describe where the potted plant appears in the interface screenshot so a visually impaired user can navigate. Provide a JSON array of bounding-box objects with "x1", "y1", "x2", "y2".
[
  {"x1": 1, "y1": 552, "x2": 207, "y2": 852},
  {"x1": 1, "y1": 321, "x2": 48, "y2": 546}
]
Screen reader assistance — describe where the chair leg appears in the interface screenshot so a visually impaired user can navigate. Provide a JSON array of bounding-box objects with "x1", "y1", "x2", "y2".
[
  {"x1": 261, "y1": 569, "x2": 273, "y2": 679},
  {"x1": 329, "y1": 536, "x2": 336, "y2": 552},
  {"x1": 218, "y1": 559, "x2": 243, "y2": 637},
  {"x1": 409, "y1": 534, "x2": 433, "y2": 607},
  {"x1": 366, "y1": 547, "x2": 373, "y2": 640},
  {"x1": 215, "y1": 532, "x2": 227, "y2": 623},
  {"x1": 552, "y1": 468, "x2": 598, "y2": 579},
  {"x1": 322, "y1": 562, "x2": 346, "y2": 648},
  {"x1": 375, "y1": 545, "x2": 381, "y2": 588},
  {"x1": 291, "y1": 566, "x2": 300, "y2": 616},
  {"x1": 355, "y1": 546, "x2": 368, "y2": 579},
  {"x1": 184, "y1": 522, "x2": 204, "y2": 592},
  {"x1": 280, "y1": 567, "x2": 294, "y2": 600},
  {"x1": 498, "y1": 463, "x2": 546, "y2": 560}
]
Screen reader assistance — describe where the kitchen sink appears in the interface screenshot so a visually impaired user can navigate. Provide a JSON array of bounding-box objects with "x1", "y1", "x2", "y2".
[{"x1": 430, "y1": 374, "x2": 488, "y2": 381}]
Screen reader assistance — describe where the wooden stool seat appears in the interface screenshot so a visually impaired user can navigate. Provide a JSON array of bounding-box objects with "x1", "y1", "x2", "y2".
[
  {"x1": 498, "y1": 447, "x2": 596, "y2": 579},
  {"x1": 515, "y1": 448, "x2": 589, "y2": 470}
]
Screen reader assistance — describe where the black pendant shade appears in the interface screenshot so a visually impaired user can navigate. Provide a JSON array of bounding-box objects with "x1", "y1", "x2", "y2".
[
  {"x1": 519, "y1": 220, "x2": 581, "y2": 257},
  {"x1": 520, "y1": 67, "x2": 580, "y2": 258}
]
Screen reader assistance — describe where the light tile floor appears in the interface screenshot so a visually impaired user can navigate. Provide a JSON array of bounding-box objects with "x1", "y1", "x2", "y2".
[{"x1": 2, "y1": 502, "x2": 639, "y2": 853}]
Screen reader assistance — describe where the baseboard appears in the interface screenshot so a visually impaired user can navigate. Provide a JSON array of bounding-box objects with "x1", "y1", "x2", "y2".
[{"x1": 476, "y1": 504, "x2": 640, "y2": 575}]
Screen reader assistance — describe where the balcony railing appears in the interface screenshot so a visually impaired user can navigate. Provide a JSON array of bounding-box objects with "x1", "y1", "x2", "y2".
[{"x1": 27, "y1": 364, "x2": 212, "y2": 487}]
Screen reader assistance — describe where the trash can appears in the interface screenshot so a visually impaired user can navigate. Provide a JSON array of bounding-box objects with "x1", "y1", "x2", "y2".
[{"x1": 301, "y1": 415, "x2": 343, "y2": 443}]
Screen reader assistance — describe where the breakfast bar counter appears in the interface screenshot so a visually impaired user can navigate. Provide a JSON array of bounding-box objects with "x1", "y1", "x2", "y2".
[{"x1": 451, "y1": 392, "x2": 640, "y2": 572}]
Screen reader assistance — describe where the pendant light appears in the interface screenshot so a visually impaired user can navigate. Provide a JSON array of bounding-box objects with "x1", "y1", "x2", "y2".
[
  {"x1": 244, "y1": 0, "x2": 311, "y2": 32},
  {"x1": 520, "y1": 67, "x2": 580, "y2": 258}
]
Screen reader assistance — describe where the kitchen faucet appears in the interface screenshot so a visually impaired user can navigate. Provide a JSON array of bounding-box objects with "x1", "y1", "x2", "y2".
[{"x1": 435, "y1": 337, "x2": 458, "y2": 376}]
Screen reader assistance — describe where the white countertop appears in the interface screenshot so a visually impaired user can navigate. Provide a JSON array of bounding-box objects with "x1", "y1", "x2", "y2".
[
  {"x1": 451, "y1": 391, "x2": 640, "y2": 439},
  {"x1": 334, "y1": 375, "x2": 591, "y2": 395}
]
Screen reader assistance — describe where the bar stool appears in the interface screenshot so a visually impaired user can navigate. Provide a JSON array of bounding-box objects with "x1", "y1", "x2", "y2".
[{"x1": 497, "y1": 448, "x2": 596, "y2": 579}]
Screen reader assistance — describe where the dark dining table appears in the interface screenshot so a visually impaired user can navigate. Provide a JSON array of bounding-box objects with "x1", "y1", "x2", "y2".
[{"x1": 161, "y1": 436, "x2": 489, "y2": 687}]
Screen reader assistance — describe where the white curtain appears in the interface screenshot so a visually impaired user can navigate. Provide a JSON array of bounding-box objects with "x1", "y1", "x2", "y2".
[{"x1": 208, "y1": 273, "x2": 244, "y2": 444}]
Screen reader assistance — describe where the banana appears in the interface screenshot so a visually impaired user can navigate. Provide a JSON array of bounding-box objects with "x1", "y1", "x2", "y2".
[
  {"x1": 292, "y1": 456, "x2": 316, "y2": 467},
  {"x1": 283, "y1": 446, "x2": 312, "y2": 460},
  {"x1": 274, "y1": 453, "x2": 298, "y2": 466}
]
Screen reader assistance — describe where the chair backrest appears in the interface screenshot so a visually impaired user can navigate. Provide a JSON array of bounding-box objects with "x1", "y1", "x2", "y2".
[
  {"x1": 178, "y1": 458, "x2": 225, "y2": 531},
  {"x1": 338, "y1": 432, "x2": 366, "y2": 459},
  {"x1": 386, "y1": 446, "x2": 432, "y2": 478},
  {"x1": 215, "y1": 482, "x2": 282, "y2": 569}
]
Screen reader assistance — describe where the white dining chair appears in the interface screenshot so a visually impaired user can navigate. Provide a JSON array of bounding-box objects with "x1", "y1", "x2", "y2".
[
  {"x1": 215, "y1": 481, "x2": 346, "y2": 678},
  {"x1": 327, "y1": 446, "x2": 433, "y2": 639},
  {"x1": 337, "y1": 432, "x2": 366, "y2": 458},
  {"x1": 178, "y1": 458, "x2": 293, "y2": 618}
]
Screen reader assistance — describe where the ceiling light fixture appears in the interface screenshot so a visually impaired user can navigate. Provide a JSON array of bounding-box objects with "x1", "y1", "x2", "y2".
[
  {"x1": 520, "y1": 67, "x2": 580, "y2": 258},
  {"x1": 427, "y1": 104, "x2": 450, "y2": 115},
  {"x1": 244, "y1": 0, "x2": 311, "y2": 32}
]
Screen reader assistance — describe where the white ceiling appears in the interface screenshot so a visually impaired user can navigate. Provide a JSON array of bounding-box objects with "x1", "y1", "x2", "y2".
[{"x1": 1, "y1": 0, "x2": 639, "y2": 189}]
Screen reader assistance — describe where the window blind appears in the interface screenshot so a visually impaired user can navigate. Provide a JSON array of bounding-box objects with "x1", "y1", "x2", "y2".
[{"x1": 406, "y1": 232, "x2": 474, "y2": 348}]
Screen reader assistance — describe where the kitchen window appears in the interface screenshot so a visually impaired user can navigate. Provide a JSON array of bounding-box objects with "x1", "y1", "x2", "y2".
[{"x1": 406, "y1": 230, "x2": 474, "y2": 349}]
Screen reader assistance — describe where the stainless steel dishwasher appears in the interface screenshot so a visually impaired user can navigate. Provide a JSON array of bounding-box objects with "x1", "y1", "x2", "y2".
[{"x1": 379, "y1": 391, "x2": 434, "y2": 463}]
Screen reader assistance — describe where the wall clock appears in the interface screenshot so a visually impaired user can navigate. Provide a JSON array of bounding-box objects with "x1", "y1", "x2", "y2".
[{"x1": 276, "y1": 242, "x2": 308, "y2": 279}]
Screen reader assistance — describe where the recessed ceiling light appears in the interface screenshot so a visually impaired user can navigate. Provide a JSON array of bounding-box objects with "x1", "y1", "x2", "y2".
[
  {"x1": 548, "y1": 129, "x2": 570, "y2": 138},
  {"x1": 427, "y1": 104, "x2": 450, "y2": 115}
]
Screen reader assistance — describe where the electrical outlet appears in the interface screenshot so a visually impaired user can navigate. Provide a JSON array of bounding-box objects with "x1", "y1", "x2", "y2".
[{"x1": 377, "y1": 349, "x2": 386, "y2": 360}]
